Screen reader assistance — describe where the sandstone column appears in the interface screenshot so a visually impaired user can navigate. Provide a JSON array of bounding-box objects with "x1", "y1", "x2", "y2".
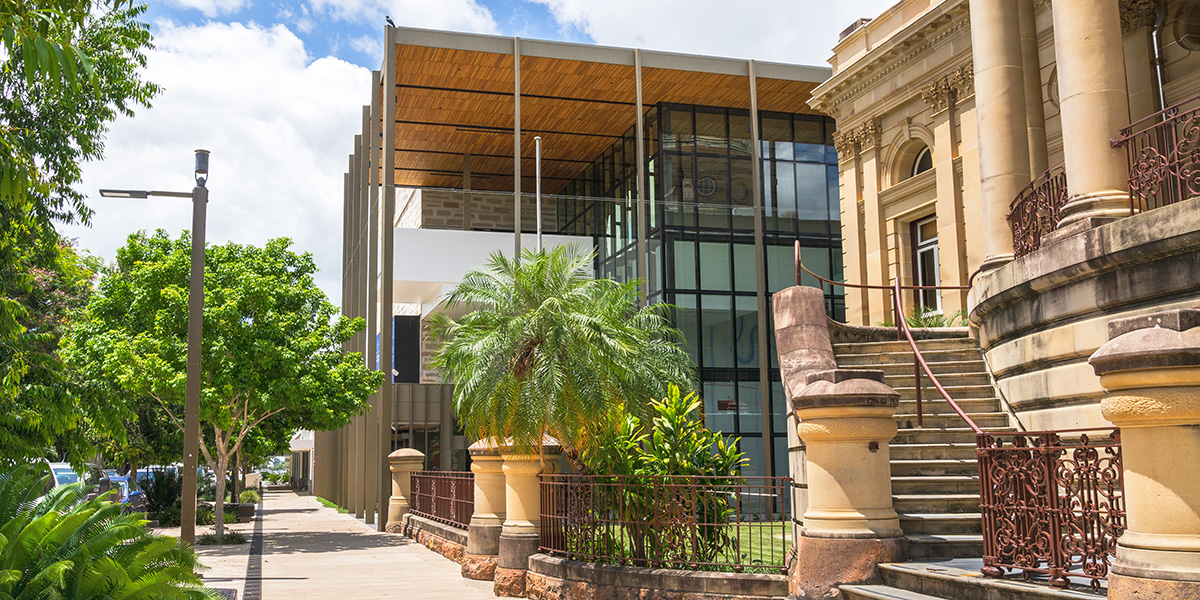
[
  {"x1": 462, "y1": 440, "x2": 505, "y2": 581},
  {"x1": 833, "y1": 132, "x2": 868, "y2": 326},
  {"x1": 385, "y1": 448, "x2": 424, "y2": 532},
  {"x1": 1051, "y1": 0, "x2": 1131, "y2": 228},
  {"x1": 969, "y1": 0, "x2": 1029, "y2": 271},
  {"x1": 925, "y1": 68, "x2": 970, "y2": 317},
  {"x1": 494, "y1": 442, "x2": 561, "y2": 598},
  {"x1": 1018, "y1": 0, "x2": 1048, "y2": 176},
  {"x1": 790, "y1": 369, "x2": 904, "y2": 598},
  {"x1": 1090, "y1": 309, "x2": 1200, "y2": 598}
]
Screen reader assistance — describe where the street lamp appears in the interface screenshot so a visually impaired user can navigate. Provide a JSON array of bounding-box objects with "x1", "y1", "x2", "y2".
[{"x1": 99, "y1": 149, "x2": 209, "y2": 545}]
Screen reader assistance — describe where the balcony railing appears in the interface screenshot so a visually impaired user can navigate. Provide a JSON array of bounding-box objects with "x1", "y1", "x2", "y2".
[
  {"x1": 410, "y1": 470, "x2": 474, "y2": 530},
  {"x1": 1112, "y1": 92, "x2": 1200, "y2": 214},
  {"x1": 977, "y1": 428, "x2": 1125, "y2": 591},
  {"x1": 1007, "y1": 163, "x2": 1068, "y2": 259}
]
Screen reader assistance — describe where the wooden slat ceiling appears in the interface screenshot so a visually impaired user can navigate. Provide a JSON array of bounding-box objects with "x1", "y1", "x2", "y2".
[{"x1": 387, "y1": 43, "x2": 825, "y2": 193}]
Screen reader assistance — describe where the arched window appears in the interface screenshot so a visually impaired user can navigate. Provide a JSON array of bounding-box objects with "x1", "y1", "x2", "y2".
[
  {"x1": 1177, "y1": 0, "x2": 1200, "y2": 51},
  {"x1": 910, "y1": 146, "x2": 933, "y2": 178}
]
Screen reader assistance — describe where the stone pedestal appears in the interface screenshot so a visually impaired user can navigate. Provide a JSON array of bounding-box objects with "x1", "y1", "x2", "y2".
[
  {"x1": 790, "y1": 369, "x2": 904, "y2": 599},
  {"x1": 495, "y1": 444, "x2": 561, "y2": 598},
  {"x1": 463, "y1": 439, "x2": 505, "y2": 581},
  {"x1": 385, "y1": 448, "x2": 424, "y2": 533},
  {"x1": 1090, "y1": 309, "x2": 1200, "y2": 598}
]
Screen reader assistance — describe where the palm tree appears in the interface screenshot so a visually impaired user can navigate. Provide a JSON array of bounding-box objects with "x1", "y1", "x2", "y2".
[{"x1": 429, "y1": 245, "x2": 696, "y2": 457}]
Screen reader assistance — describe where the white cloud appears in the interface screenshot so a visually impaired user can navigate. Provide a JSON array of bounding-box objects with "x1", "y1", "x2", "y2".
[
  {"x1": 349, "y1": 34, "x2": 383, "y2": 63},
  {"x1": 306, "y1": 0, "x2": 498, "y2": 33},
  {"x1": 530, "y1": 0, "x2": 895, "y2": 65},
  {"x1": 63, "y1": 21, "x2": 371, "y2": 304},
  {"x1": 164, "y1": 0, "x2": 249, "y2": 18}
]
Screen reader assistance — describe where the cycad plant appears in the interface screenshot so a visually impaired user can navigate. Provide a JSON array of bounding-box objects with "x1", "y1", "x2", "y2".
[
  {"x1": 429, "y1": 245, "x2": 696, "y2": 456},
  {"x1": 0, "y1": 463, "x2": 218, "y2": 599}
]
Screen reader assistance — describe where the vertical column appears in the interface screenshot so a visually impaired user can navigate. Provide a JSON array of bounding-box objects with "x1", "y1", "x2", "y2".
[
  {"x1": 833, "y1": 134, "x2": 867, "y2": 325},
  {"x1": 512, "y1": 37, "x2": 522, "y2": 258},
  {"x1": 747, "y1": 60, "x2": 773, "y2": 478},
  {"x1": 970, "y1": 0, "x2": 1029, "y2": 271},
  {"x1": 1089, "y1": 309, "x2": 1200, "y2": 598},
  {"x1": 1051, "y1": 0, "x2": 1131, "y2": 227},
  {"x1": 462, "y1": 440, "x2": 505, "y2": 580},
  {"x1": 634, "y1": 49, "x2": 648, "y2": 302},
  {"x1": 362, "y1": 102, "x2": 378, "y2": 526},
  {"x1": 371, "y1": 69, "x2": 392, "y2": 531},
  {"x1": 463, "y1": 152, "x2": 472, "y2": 229},
  {"x1": 386, "y1": 448, "x2": 424, "y2": 528},
  {"x1": 494, "y1": 443, "x2": 562, "y2": 597},
  {"x1": 350, "y1": 144, "x2": 363, "y2": 519},
  {"x1": 381, "y1": 26, "x2": 398, "y2": 500},
  {"x1": 925, "y1": 74, "x2": 969, "y2": 316},
  {"x1": 1018, "y1": 0, "x2": 1048, "y2": 176},
  {"x1": 858, "y1": 121, "x2": 889, "y2": 323}
]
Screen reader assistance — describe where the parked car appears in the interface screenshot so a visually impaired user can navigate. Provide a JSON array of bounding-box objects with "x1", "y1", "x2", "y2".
[
  {"x1": 108, "y1": 475, "x2": 147, "y2": 513},
  {"x1": 43, "y1": 461, "x2": 113, "y2": 500}
]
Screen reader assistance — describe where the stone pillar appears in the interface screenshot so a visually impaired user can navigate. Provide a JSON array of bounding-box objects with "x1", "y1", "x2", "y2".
[
  {"x1": 462, "y1": 440, "x2": 505, "y2": 581},
  {"x1": 833, "y1": 131, "x2": 869, "y2": 326},
  {"x1": 924, "y1": 67, "x2": 971, "y2": 317},
  {"x1": 858, "y1": 122, "x2": 890, "y2": 325},
  {"x1": 1089, "y1": 309, "x2": 1200, "y2": 598},
  {"x1": 969, "y1": 0, "x2": 1029, "y2": 272},
  {"x1": 789, "y1": 369, "x2": 904, "y2": 599},
  {"x1": 385, "y1": 448, "x2": 424, "y2": 532},
  {"x1": 1018, "y1": 0, "x2": 1048, "y2": 176},
  {"x1": 1051, "y1": 0, "x2": 1131, "y2": 228},
  {"x1": 494, "y1": 444, "x2": 561, "y2": 598}
]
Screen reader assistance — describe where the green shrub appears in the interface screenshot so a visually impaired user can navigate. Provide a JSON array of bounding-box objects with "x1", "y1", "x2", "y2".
[
  {"x1": 197, "y1": 531, "x2": 246, "y2": 545},
  {"x1": 154, "y1": 506, "x2": 182, "y2": 528},
  {"x1": 239, "y1": 489, "x2": 260, "y2": 504},
  {"x1": 0, "y1": 463, "x2": 218, "y2": 599},
  {"x1": 138, "y1": 468, "x2": 183, "y2": 514}
]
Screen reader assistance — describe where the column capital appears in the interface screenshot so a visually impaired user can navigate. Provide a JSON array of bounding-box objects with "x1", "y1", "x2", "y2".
[
  {"x1": 922, "y1": 62, "x2": 973, "y2": 115},
  {"x1": 1120, "y1": 0, "x2": 1158, "y2": 35},
  {"x1": 832, "y1": 119, "x2": 883, "y2": 158}
]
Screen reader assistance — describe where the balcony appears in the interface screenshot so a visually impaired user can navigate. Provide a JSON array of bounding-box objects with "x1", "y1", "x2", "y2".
[
  {"x1": 1112, "y1": 92, "x2": 1200, "y2": 214},
  {"x1": 1007, "y1": 163, "x2": 1068, "y2": 259}
]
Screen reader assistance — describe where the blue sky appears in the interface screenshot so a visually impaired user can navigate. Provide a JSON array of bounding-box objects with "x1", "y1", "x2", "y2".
[{"x1": 65, "y1": 0, "x2": 895, "y2": 303}]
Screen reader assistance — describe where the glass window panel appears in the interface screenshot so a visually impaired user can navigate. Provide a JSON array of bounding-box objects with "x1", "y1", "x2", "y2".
[
  {"x1": 645, "y1": 107, "x2": 660, "y2": 158},
  {"x1": 729, "y1": 112, "x2": 751, "y2": 158},
  {"x1": 648, "y1": 239, "x2": 662, "y2": 294},
  {"x1": 766, "y1": 243, "x2": 795, "y2": 293},
  {"x1": 773, "y1": 436, "x2": 788, "y2": 482},
  {"x1": 738, "y1": 381, "x2": 762, "y2": 431},
  {"x1": 672, "y1": 239, "x2": 697, "y2": 290},
  {"x1": 760, "y1": 115, "x2": 792, "y2": 161},
  {"x1": 700, "y1": 295, "x2": 734, "y2": 368},
  {"x1": 734, "y1": 296, "x2": 759, "y2": 369},
  {"x1": 733, "y1": 243, "x2": 756, "y2": 292},
  {"x1": 663, "y1": 154, "x2": 696, "y2": 228},
  {"x1": 798, "y1": 246, "x2": 831, "y2": 289},
  {"x1": 771, "y1": 381, "x2": 786, "y2": 437},
  {"x1": 827, "y1": 164, "x2": 840, "y2": 223},
  {"x1": 795, "y1": 162, "x2": 829, "y2": 235},
  {"x1": 793, "y1": 117, "x2": 825, "y2": 162},
  {"x1": 674, "y1": 293, "x2": 700, "y2": 364},
  {"x1": 668, "y1": 107, "x2": 694, "y2": 153},
  {"x1": 703, "y1": 381, "x2": 736, "y2": 434},
  {"x1": 695, "y1": 156, "x2": 729, "y2": 205},
  {"x1": 694, "y1": 108, "x2": 727, "y2": 155},
  {"x1": 774, "y1": 160, "x2": 798, "y2": 217},
  {"x1": 698, "y1": 241, "x2": 731, "y2": 291},
  {"x1": 737, "y1": 436, "x2": 763, "y2": 476}
]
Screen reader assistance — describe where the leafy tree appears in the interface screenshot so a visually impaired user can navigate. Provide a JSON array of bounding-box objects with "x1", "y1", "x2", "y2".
[
  {"x1": 0, "y1": 1, "x2": 159, "y2": 450},
  {"x1": 63, "y1": 231, "x2": 381, "y2": 537},
  {"x1": 429, "y1": 245, "x2": 696, "y2": 457},
  {"x1": 0, "y1": 463, "x2": 218, "y2": 599}
]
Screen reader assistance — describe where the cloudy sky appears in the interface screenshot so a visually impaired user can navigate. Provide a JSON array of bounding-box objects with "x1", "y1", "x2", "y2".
[{"x1": 64, "y1": 0, "x2": 895, "y2": 303}]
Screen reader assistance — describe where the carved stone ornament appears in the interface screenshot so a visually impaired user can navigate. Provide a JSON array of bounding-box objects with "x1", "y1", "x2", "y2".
[
  {"x1": 832, "y1": 130, "x2": 855, "y2": 157},
  {"x1": 1120, "y1": 0, "x2": 1157, "y2": 34},
  {"x1": 831, "y1": 119, "x2": 884, "y2": 158},
  {"x1": 922, "y1": 63, "x2": 974, "y2": 113}
]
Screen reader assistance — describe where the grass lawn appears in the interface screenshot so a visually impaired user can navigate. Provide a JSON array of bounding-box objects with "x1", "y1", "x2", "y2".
[
  {"x1": 549, "y1": 520, "x2": 791, "y2": 573},
  {"x1": 316, "y1": 497, "x2": 348, "y2": 514}
]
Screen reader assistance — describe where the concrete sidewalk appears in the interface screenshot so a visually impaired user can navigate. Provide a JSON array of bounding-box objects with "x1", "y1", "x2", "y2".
[{"x1": 196, "y1": 490, "x2": 500, "y2": 599}]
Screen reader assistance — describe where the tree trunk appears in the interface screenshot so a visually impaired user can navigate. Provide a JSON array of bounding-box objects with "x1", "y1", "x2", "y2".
[{"x1": 214, "y1": 454, "x2": 229, "y2": 539}]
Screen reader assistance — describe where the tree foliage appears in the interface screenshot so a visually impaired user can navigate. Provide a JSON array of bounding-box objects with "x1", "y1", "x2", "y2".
[
  {"x1": 62, "y1": 231, "x2": 380, "y2": 536},
  {"x1": 429, "y1": 245, "x2": 696, "y2": 456},
  {"x1": 0, "y1": 0, "x2": 159, "y2": 454}
]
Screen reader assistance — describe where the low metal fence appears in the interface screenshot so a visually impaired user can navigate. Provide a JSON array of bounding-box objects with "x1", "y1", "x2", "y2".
[
  {"x1": 1008, "y1": 162, "x2": 1068, "y2": 258},
  {"x1": 410, "y1": 470, "x2": 474, "y2": 530},
  {"x1": 539, "y1": 474, "x2": 791, "y2": 574},
  {"x1": 1112, "y1": 92, "x2": 1200, "y2": 214},
  {"x1": 977, "y1": 428, "x2": 1125, "y2": 591}
]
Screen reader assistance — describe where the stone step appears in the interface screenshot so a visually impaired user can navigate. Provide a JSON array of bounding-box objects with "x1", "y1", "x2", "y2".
[
  {"x1": 903, "y1": 534, "x2": 984, "y2": 559},
  {"x1": 892, "y1": 476, "x2": 979, "y2": 495},
  {"x1": 897, "y1": 398, "x2": 1002, "y2": 415},
  {"x1": 832, "y1": 338, "x2": 976, "y2": 355},
  {"x1": 840, "y1": 584, "x2": 943, "y2": 600},
  {"x1": 894, "y1": 493, "x2": 979, "y2": 514},
  {"x1": 894, "y1": 412, "x2": 1009, "y2": 430},
  {"x1": 889, "y1": 443, "x2": 978, "y2": 461},
  {"x1": 838, "y1": 348, "x2": 984, "y2": 366},
  {"x1": 878, "y1": 561, "x2": 1104, "y2": 600},
  {"x1": 883, "y1": 373, "x2": 993, "y2": 388},
  {"x1": 890, "y1": 459, "x2": 979, "y2": 477},
  {"x1": 855, "y1": 360, "x2": 988, "y2": 377},
  {"x1": 893, "y1": 429, "x2": 985, "y2": 445},
  {"x1": 893, "y1": 385, "x2": 997, "y2": 400},
  {"x1": 898, "y1": 513, "x2": 982, "y2": 535}
]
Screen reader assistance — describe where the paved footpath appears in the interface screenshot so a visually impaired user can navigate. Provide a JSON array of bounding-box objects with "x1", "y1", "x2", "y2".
[{"x1": 195, "y1": 489, "x2": 500, "y2": 600}]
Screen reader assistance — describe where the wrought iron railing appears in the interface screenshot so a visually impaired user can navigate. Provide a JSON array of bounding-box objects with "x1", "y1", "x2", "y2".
[
  {"x1": 539, "y1": 474, "x2": 791, "y2": 574},
  {"x1": 977, "y1": 428, "x2": 1125, "y2": 591},
  {"x1": 1112, "y1": 92, "x2": 1200, "y2": 214},
  {"x1": 410, "y1": 470, "x2": 474, "y2": 530},
  {"x1": 1007, "y1": 163, "x2": 1068, "y2": 258}
]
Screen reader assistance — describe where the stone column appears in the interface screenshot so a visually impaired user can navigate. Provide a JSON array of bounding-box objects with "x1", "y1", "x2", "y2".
[
  {"x1": 969, "y1": 0, "x2": 1029, "y2": 272},
  {"x1": 1018, "y1": 0, "x2": 1048, "y2": 176},
  {"x1": 1051, "y1": 0, "x2": 1131, "y2": 228},
  {"x1": 789, "y1": 369, "x2": 904, "y2": 599},
  {"x1": 385, "y1": 448, "x2": 424, "y2": 532},
  {"x1": 858, "y1": 121, "x2": 890, "y2": 325},
  {"x1": 494, "y1": 444, "x2": 561, "y2": 598},
  {"x1": 1089, "y1": 309, "x2": 1200, "y2": 598},
  {"x1": 924, "y1": 66, "x2": 971, "y2": 317},
  {"x1": 833, "y1": 132, "x2": 868, "y2": 326},
  {"x1": 462, "y1": 440, "x2": 505, "y2": 581}
]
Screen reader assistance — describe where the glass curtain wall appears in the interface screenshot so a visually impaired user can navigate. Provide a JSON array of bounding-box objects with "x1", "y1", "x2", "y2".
[{"x1": 557, "y1": 103, "x2": 841, "y2": 478}]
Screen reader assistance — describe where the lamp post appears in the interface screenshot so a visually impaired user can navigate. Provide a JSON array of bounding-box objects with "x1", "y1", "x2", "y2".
[
  {"x1": 99, "y1": 149, "x2": 209, "y2": 545},
  {"x1": 534, "y1": 136, "x2": 542, "y2": 251}
]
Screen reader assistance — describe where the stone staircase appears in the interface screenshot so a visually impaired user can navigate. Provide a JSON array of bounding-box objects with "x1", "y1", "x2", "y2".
[
  {"x1": 839, "y1": 561, "x2": 1104, "y2": 600},
  {"x1": 833, "y1": 335, "x2": 1012, "y2": 560}
]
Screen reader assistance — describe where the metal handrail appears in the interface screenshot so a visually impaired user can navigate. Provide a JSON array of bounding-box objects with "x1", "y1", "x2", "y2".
[{"x1": 793, "y1": 241, "x2": 980, "y2": 433}]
